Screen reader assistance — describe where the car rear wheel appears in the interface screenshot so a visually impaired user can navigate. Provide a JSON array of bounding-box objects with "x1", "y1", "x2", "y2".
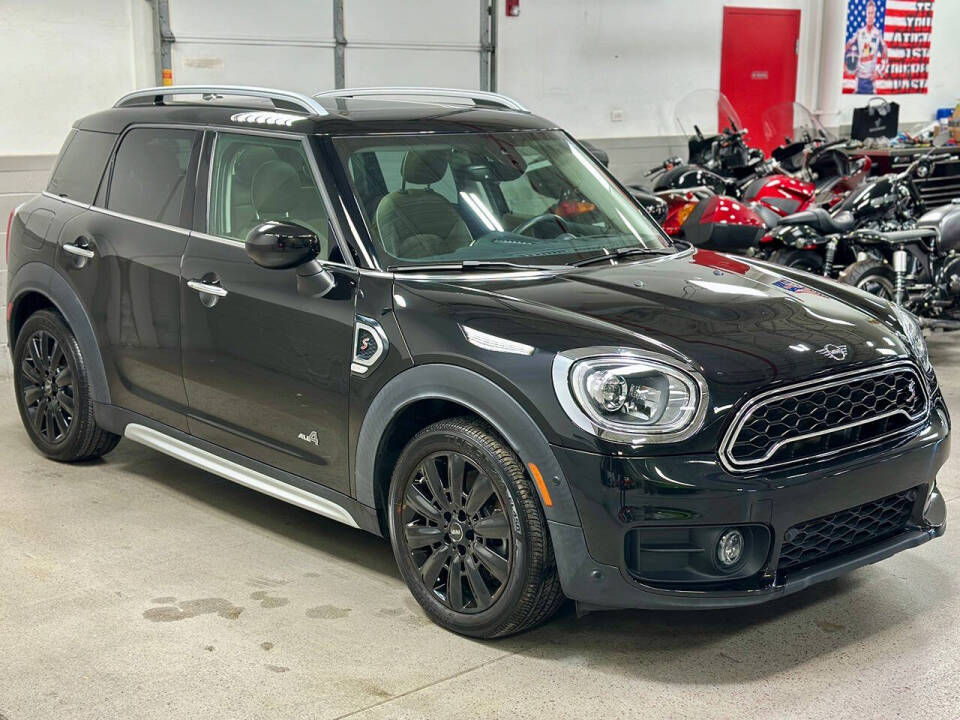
[
  {"x1": 388, "y1": 417, "x2": 564, "y2": 638},
  {"x1": 13, "y1": 310, "x2": 120, "y2": 462},
  {"x1": 840, "y1": 259, "x2": 896, "y2": 300}
]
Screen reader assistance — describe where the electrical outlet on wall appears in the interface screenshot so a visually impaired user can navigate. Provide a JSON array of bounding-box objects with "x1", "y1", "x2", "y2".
[{"x1": 610, "y1": 108, "x2": 624, "y2": 122}]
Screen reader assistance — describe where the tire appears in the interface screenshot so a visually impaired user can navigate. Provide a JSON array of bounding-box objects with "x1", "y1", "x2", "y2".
[
  {"x1": 388, "y1": 416, "x2": 564, "y2": 638},
  {"x1": 13, "y1": 310, "x2": 120, "y2": 462},
  {"x1": 769, "y1": 247, "x2": 825, "y2": 275},
  {"x1": 839, "y1": 259, "x2": 896, "y2": 300}
]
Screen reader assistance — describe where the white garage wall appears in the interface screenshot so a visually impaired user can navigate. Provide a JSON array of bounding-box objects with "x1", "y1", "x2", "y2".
[
  {"x1": 0, "y1": 0, "x2": 153, "y2": 351},
  {"x1": 496, "y1": 0, "x2": 826, "y2": 181},
  {"x1": 0, "y1": 0, "x2": 154, "y2": 156},
  {"x1": 497, "y1": 0, "x2": 823, "y2": 139},
  {"x1": 496, "y1": 0, "x2": 960, "y2": 182}
]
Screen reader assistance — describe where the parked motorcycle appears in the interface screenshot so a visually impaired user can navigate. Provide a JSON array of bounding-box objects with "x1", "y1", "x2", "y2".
[
  {"x1": 747, "y1": 102, "x2": 870, "y2": 226},
  {"x1": 634, "y1": 90, "x2": 769, "y2": 252},
  {"x1": 839, "y1": 200, "x2": 960, "y2": 329},
  {"x1": 637, "y1": 94, "x2": 865, "y2": 254},
  {"x1": 758, "y1": 147, "x2": 952, "y2": 275}
]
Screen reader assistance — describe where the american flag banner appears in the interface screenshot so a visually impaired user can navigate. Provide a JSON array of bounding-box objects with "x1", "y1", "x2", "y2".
[{"x1": 843, "y1": 0, "x2": 935, "y2": 94}]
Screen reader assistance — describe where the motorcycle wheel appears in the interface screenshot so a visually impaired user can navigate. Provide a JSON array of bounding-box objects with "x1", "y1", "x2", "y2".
[
  {"x1": 769, "y1": 248, "x2": 825, "y2": 275},
  {"x1": 839, "y1": 259, "x2": 896, "y2": 300}
]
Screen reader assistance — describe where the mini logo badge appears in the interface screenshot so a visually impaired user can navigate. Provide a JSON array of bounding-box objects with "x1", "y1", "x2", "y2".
[
  {"x1": 298, "y1": 430, "x2": 319, "y2": 446},
  {"x1": 816, "y1": 344, "x2": 848, "y2": 361}
]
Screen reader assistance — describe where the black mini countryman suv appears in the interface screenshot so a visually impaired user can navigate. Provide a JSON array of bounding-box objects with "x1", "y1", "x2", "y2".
[{"x1": 6, "y1": 85, "x2": 949, "y2": 638}]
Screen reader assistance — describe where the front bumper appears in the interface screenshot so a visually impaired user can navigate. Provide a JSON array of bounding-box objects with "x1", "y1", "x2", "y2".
[{"x1": 549, "y1": 400, "x2": 950, "y2": 611}]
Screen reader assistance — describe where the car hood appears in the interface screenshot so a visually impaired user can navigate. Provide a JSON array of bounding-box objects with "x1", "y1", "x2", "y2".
[{"x1": 395, "y1": 247, "x2": 911, "y2": 391}]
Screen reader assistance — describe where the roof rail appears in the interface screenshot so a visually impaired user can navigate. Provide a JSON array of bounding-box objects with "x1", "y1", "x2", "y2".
[
  {"x1": 114, "y1": 85, "x2": 329, "y2": 116},
  {"x1": 312, "y1": 86, "x2": 529, "y2": 113}
]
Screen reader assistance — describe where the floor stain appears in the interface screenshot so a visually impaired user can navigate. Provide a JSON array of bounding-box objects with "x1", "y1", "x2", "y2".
[
  {"x1": 816, "y1": 620, "x2": 846, "y2": 634},
  {"x1": 378, "y1": 607, "x2": 405, "y2": 617},
  {"x1": 249, "y1": 591, "x2": 289, "y2": 609},
  {"x1": 143, "y1": 598, "x2": 244, "y2": 622},
  {"x1": 305, "y1": 605, "x2": 351, "y2": 620},
  {"x1": 260, "y1": 642, "x2": 274, "y2": 651},
  {"x1": 353, "y1": 681, "x2": 392, "y2": 699},
  {"x1": 151, "y1": 596, "x2": 177, "y2": 604},
  {"x1": 247, "y1": 576, "x2": 288, "y2": 589},
  {"x1": 265, "y1": 664, "x2": 290, "y2": 673},
  {"x1": 303, "y1": 572, "x2": 321, "y2": 578},
  {"x1": 204, "y1": 646, "x2": 215, "y2": 652}
]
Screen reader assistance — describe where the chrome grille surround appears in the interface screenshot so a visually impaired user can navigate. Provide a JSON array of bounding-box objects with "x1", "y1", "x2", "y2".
[{"x1": 719, "y1": 360, "x2": 930, "y2": 473}]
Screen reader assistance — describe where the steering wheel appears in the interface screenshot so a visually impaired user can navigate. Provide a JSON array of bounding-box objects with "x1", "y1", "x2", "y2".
[{"x1": 514, "y1": 213, "x2": 570, "y2": 237}]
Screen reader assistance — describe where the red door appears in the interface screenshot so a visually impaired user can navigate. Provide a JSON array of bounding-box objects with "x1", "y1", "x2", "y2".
[{"x1": 720, "y1": 7, "x2": 800, "y2": 155}]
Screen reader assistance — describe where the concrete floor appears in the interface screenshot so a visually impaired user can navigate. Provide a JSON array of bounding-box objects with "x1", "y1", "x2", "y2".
[{"x1": 1, "y1": 339, "x2": 959, "y2": 720}]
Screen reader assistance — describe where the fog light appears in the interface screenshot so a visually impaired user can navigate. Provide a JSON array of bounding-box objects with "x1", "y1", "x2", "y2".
[{"x1": 716, "y1": 529, "x2": 744, "y2": 567}]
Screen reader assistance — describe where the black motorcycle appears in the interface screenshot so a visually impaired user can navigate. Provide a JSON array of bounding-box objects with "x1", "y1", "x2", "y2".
[
  {"x1": 758, "y1": 148, "x2": 953, "y2": 276},
  {"x1": 840, "y1": 200, "x2": 960, "y2": 329}
]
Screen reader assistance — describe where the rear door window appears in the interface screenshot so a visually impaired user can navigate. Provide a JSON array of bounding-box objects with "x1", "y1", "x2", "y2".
[
  {"x1": 107, "y1": 127, "x2": 200, "y2": 227},
  {"x1": 46, "y1": 129, "x2": 116, "y2": 204}
]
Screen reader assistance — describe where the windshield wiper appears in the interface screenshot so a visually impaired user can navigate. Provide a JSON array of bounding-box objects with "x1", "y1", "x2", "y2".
[
  {"x1": 388, "y1": 260, "x2": 561, "y2": 273},
  {"x1": 570, "y1": 247, "x2": 675, "y2": 267}
]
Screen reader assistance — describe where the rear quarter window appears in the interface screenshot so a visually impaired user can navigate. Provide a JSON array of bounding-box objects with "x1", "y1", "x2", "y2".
[
  {"x1": 46, "y1": 129, "x2": 117, "y2": 204},
  {"x1": 106, "y1": 127, "x2": 200, "y2": 227}
]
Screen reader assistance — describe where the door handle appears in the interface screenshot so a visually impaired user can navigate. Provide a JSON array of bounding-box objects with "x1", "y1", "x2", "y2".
[
  {"x1": 187, "y1": 280, "x2": 228, "y2": 298},
  {"x1": 63, "y1": 242, "x2": 95, "y2": 259}
]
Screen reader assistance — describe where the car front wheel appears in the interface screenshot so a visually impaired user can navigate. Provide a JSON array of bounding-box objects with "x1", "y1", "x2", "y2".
[{"x1": 388, "y1": 417, "x2": 564, "y2": 638}]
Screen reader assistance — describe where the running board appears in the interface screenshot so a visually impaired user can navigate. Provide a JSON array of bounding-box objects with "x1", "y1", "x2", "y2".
[{"x1": 123, "y1": 423, "x2": 359, "y2": 528}]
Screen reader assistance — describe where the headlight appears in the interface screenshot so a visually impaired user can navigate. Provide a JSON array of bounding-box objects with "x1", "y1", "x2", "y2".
[
  {"x1": 552, "y1": 348, "x2": 708, "y2": 444},
  {"x1": 893, "y1": 305, "x2": 932, "y2": 373}
]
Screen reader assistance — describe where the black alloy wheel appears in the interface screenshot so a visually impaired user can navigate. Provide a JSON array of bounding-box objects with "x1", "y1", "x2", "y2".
[
  {"x1": 20, "y1": 329, "x2": 75, "y2": 444},
  {"x1": 400, "y1": 450, "x2": 512, "y2": 613},
  {"x1": 389, "y1": 417, "x2": 565, "y2": 638},
  {"x1": 13, "y1": 310, "x2": 120, "y2": 461}
]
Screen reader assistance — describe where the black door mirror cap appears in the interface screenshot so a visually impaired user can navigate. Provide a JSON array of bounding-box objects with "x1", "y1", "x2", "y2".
[{"x1": 245, "y1": 220, "x2": 320, "y2": 270}]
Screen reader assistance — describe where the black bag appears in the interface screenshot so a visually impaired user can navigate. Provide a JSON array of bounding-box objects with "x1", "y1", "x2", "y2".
[{"x1": 851, "y1": 97, "x2": 900, "y2": 140}]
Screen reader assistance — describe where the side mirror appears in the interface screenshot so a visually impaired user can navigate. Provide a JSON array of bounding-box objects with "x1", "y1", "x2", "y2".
[{"x1": 245, "y1": 220, "x2": 319, "y2": 270}]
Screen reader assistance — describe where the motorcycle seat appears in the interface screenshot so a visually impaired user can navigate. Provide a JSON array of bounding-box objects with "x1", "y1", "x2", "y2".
[{"x1": 778, "y1": 208, "x2": 855, "y2": 235}]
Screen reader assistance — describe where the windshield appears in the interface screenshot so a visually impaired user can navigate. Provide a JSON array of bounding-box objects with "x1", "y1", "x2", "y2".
[
  {"x1": 674, "y1": 89, "x2": 743, "y2": 139},
  {"x1": 333, "y1": 130, "x2": 670, "y2": 268},
  {"x1": 761, "y1": 102, "x2": 836, "y2": 151}
]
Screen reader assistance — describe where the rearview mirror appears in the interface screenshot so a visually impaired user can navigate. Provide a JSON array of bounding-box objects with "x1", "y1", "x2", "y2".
[{"x1": 245, "y1": 221, "x2": 319, "y2": 270}]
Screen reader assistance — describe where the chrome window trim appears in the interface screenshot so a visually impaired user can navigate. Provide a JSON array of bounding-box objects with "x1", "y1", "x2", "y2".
[
  {"x1": 551, "y1": 347, "x2": 709, "y2": 446},
  {"x1": 719, "y1": 359, "x2": 929, "y2": 473},
  {"x1": 203, "y1": 127, "x2": 357, "y2": 269},
  {"x1": 41, "y1": 191, "x2": 90, "y2": 210},
  {"x1": 87, "y1": 204, "x2": 191, "y2": 235}
]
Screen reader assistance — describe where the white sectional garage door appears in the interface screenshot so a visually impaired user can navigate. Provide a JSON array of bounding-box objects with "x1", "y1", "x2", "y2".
[{"x1": 166, "y1": 0, "x2": 487, "y2": 94}]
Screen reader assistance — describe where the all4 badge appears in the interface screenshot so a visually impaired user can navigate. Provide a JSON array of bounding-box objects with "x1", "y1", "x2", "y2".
[{"x1": 298, "y1": 430, "x2": 319, "y2": 446}]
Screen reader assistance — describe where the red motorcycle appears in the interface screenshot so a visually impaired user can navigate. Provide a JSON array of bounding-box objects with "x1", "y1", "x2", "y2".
[
  {"x1": 638, "y1": 95, "x2": 869, "y2": 256},
  {"x1": 747, "y1": 102, "x2": 870, "y2": 227}
]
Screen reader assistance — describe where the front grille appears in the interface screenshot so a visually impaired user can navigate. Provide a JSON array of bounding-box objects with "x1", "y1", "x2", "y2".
[
  {"x1": 721, "y1": 362, "x2": 928, "y2": 472},
  {"x1": 778, "y1": 489, "x2": 917, "y2": 573}
]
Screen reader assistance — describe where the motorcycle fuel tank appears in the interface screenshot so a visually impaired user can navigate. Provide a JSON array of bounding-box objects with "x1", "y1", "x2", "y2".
[{"x1": 919, "y1": 200, "x2": 960, "y2": 253}]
